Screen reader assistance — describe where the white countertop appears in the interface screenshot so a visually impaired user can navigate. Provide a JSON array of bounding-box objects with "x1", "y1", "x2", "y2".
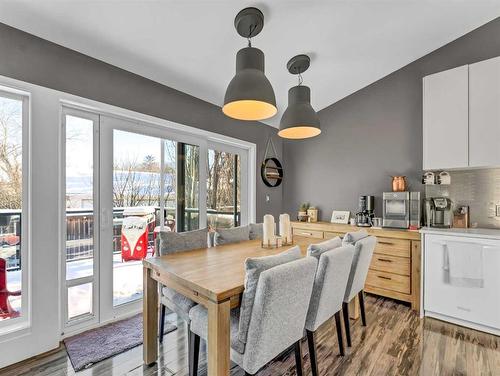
[{"x1": 420, "y1": 227, "x2": 500, "y2": 239}]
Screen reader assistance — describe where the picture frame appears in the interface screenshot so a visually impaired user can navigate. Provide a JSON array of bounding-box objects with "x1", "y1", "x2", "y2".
[{"x1": 331, "y1": 210, "x2": 350, "y2": 224}]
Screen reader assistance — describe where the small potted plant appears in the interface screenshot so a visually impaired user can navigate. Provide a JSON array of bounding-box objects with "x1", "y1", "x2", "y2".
[{"x1": 298, "y1": 202, "x2": 309, "y2": 222}]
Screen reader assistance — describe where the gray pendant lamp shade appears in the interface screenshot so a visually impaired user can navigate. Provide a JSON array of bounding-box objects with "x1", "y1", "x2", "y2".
[
  {"x1": 278, "y1": 55, "x2": 321, "y2": 139},
  {"x1": 278, "y1": 86, "x2": 321, "y2": 139},
  {"x1": 222, "y1": 7, "x2": 277, "y2": 121},
  {"x1": 223, "y1": 47, "x2": 277, "y2": 121}
]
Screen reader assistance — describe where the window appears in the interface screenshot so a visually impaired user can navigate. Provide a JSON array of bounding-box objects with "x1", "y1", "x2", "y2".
[{"x1": 0, "y1": 92, "x2": 27, "y2": 327}]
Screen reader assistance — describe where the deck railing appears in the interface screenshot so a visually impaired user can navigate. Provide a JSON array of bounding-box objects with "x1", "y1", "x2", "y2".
[{"x1": 0, "y1": 207, "x2": 240, "y2": 270}]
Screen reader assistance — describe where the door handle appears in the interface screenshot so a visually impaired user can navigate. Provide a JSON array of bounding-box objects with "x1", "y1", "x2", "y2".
[{"x1": 100, "y1": 208, "x2": 112, "y2": 230}]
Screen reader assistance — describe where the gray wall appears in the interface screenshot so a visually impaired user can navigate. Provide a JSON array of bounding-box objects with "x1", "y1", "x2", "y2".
[
  {"x1": 0, "y1": 22, "x2": 283, "y2": 220},
  {"x1": 283, "y1": 17, "x2": 500, "y2": 221}
]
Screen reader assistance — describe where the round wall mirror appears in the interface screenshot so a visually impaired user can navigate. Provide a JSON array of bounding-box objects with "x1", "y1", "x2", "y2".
[{"x1": 261, "y1": 157, "x2": 283, "y2": 187}]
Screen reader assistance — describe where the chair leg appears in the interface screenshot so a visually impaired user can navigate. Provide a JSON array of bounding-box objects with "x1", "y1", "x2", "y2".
[
  {"x1": 158, "y1": 303, "x2": 166, "y2": 344},
  {"x1": 306, "y1": 330, "x2": 318, "y2": 376},
  {"x1": 294, "y1": 340, "x2": 304, "y2": 376},
  {"x1": 342, "y1": 302, "x2": 352, "y2": 347},
  {"x1": 334, "y1": 311, "x2": 345, "y2": 356},
  {"x1": 359, "y1": 290, "x2": 367, "y2": 326},
  {"x1": 188, "y1": 331, "x2": 200, "y2": 376}
]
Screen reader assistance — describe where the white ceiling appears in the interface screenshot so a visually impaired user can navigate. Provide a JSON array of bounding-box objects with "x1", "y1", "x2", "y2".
[{"x1": 0, "y1": 1, "x2": 499, "y2": 127}]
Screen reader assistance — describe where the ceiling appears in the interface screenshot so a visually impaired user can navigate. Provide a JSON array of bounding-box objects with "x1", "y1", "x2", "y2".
[{"x1": 0, "y1": 1, "x2": 499, "y2": 127}]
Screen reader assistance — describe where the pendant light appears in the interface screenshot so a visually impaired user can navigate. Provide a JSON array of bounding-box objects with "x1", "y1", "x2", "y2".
[
  {"x1": 278, "y1": 55, "x2": 321, "y2": 139},
  {"x1": 222, "y1": 7, "x2": 277, "y2": 121}
]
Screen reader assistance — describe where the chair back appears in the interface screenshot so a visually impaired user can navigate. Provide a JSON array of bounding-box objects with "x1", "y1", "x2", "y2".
[
  {"x1": 242, "y1": 257, "x2": 317, "y2": 374},
  {"x1": 344, "y1": 235, "x2": 377, "y2": 302},
  {"x1": 157, "y1": 228, "x2": 209, "y2": 255},
  {"x1": 214, "y1": 225, "x2": 250, "y2": 246},
  {"x1": 305, "y1": 245, "x2": 355, "y2": 332}
]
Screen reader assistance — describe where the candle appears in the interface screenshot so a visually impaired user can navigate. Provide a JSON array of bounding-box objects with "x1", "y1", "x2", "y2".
[
  {"x1": 263, "y1": 214, "x2": 275, "y2": 246},
  {"x1": 279, "y1": 213, "x2": 292, "y2": 243}
]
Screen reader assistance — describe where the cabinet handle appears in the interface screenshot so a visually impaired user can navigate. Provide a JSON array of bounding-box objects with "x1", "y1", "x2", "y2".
[
  {"x1": 298, "y1": 232, "x2": 312, "y2": 236},
  {"x1": 379, "y1": 241, "x2": 394, "y2": 246},
  {"x1": 377, "y1": 275, "x2": 392, "y2": 280},
  {"x1": 377, "y1": 258, "x2": 392, "y2": 263}
]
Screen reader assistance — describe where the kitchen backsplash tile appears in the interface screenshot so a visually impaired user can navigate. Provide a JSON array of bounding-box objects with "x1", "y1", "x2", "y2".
[{"x1": 425, "y1": 168, "x2": 500, "y2": 229}]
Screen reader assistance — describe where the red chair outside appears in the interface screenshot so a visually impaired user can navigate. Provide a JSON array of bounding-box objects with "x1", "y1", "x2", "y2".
[{"x1": 0, "y1": 258, "x2": 21, "y2": 320}]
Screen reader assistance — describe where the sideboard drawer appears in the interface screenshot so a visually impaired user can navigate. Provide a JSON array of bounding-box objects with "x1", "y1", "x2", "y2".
[
  {"x1": 374, "y1": 237, "x2": 411, "y2": 258},
  {"x1": 370, "y1": 254, "x2": 410, "y2": 276},
  {"x1": 366, "y1": 270, "x2": 411, "y2": 294},
  {"x1": 293, "y1": 228, "x2": 324, "y2": 239},
  {"x1": 324, "y1": 231, "x2": 344, "y2": 239}
]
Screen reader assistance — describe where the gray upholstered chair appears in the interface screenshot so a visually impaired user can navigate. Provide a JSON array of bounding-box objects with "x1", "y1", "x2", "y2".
[
  {"x1": 156, "y1": 228, "x2": 210, "y2": 345},
  {"x1": 341, "y1": 231, "x2": 377, "y2": 347},
  {"x1": 305, "y1": 242, "x2": 355, "y2": 375},
  {"x1": 213, "y1": 223, "x2": 263, "y2": 246},
  {"x1": 188, "y1": 248, "x2": 317, "y2": 376},
  {"x1": 214, "y1": 224, "x2": 250, "y2": 246}
]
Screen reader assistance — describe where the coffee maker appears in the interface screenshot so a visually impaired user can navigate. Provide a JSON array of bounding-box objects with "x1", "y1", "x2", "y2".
[
  {"x1": 356, "y1": 195, "x2": 375, "y2": 227},
  {"x1": 424, "y1": 197, "x2": 452, "y2": 228}
]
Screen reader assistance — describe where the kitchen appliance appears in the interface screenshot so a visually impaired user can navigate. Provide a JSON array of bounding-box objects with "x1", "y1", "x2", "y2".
[
  {"x1": 424, "y1": 197, "x2": 453, "y2": 228},
  {"x1": 383, "y1": 191, "x2": 421, "y2": 229},
  {"x1": 391, "y1": 176, "x2": 408, "y2": 192},
  {"x1": 409, "y1": 192, "x2": 422, "y2": 229},
  {"x1": 356, "y1": 195, "x2": 374, "y2": 227},
  {"x1": 424, "y1": 233, "x2": 500, "y2": 335}
]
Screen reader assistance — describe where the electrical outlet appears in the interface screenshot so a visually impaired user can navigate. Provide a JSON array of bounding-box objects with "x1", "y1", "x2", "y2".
[{"x1": 496, "y1": 205, "x2": 500, "y2": 217}]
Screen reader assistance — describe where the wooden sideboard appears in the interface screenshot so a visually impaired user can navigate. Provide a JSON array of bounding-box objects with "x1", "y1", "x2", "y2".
[{"x1": 291, "y1": 221, "x2": 421, "y2": 313}]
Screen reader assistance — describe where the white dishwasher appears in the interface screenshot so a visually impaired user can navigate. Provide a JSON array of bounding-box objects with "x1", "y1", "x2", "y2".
[{"x1": 424, "y1": 233, "x2": 500, "y2": 335}]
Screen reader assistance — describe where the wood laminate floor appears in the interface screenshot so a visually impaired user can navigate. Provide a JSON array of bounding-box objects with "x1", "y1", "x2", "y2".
[{"x1": 1, "y1": 295, "x2": 499, "y2": 376}]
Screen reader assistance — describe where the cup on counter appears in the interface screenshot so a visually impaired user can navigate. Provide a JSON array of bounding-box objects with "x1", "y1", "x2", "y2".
[
  {"x1": 371, "y1": 217, "x2": 382, "y2": 227},
  {"x1": 349, "y1": 218, "x2": 356, "y2": 226}
]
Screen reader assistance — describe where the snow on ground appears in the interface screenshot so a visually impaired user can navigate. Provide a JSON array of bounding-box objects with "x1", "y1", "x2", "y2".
[{"x1": 5, "y1": 253, "x2": 145, "y2": 320}]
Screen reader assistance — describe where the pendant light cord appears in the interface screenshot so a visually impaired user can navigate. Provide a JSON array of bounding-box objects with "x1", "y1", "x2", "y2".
[
  {"x1": 247, "y1": 24, "x2": 257, "y2": 47},
  {"x1": 298, "y1": 72, "x2": 303, "y2": 86}
]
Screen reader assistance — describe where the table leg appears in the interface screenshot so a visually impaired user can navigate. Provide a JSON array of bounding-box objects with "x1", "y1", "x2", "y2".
[
  {"x1": 143, "y1": 267, "x2": 158, "y2": 366},
  {"x1": 349, "y1": 295, "x2": 360, "y2": 320},
  {"x1": 207, "y1": 299, "x2": 231, "y2": 376}
]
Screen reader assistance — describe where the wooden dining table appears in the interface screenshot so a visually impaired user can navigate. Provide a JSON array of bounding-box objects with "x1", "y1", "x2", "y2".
[{"x1": 142, "y1": 235, "x2": 359, "y2": 375}]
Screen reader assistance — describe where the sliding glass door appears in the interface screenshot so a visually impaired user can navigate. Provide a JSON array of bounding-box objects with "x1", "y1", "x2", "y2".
[{"x1": 62, "y1": 107, "x2": 249, "y2": 332}]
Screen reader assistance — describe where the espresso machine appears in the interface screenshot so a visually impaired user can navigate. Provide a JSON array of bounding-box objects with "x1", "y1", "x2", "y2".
[
  {"x1": 424, "y1": 197, "x2": 452, "y2": 228},
  {"x1": 356, "y1": 195, "x2": 374, "y2": 227}
]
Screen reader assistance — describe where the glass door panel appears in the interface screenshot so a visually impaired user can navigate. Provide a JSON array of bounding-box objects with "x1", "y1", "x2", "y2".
[
  {"x1": 163, "y1": 140, "x2": 177, "y2": 230},
  {"x1": 0, "y1": 93, "x2": 26, "y2": 327},
  {"x1": 65, "y1": 115, "x2": 95, "y2": 281},
  {"x1": 112, "y1": 129, "x2": 162, "y2": 307},
  {"x1": 63, "y1": 109, "x2": 99, "y2": 327},
  {"x1": 177, "y1": 143, "x2": 200, "y2": 232},
  {"x1": 207, "y1": 149, "x2": 241, "y2": 229}
]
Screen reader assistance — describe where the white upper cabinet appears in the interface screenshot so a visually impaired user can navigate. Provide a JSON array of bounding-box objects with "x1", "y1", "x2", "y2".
[
  {"x1": 469, "y1": 56, "x2": 500, "y2": 168},
  {"x1": 423, "y1": 65, "x2": 469, "y2": 170}
]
